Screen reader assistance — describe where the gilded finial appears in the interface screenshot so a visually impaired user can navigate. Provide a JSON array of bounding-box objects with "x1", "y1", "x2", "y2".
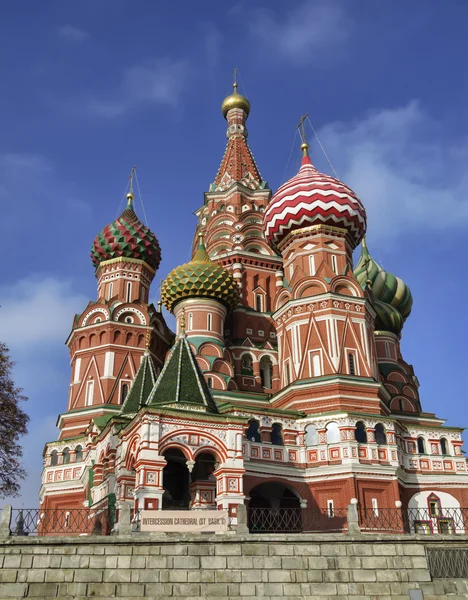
[
  {"x1": 297, "y1": 114, "x2": 309, "y2": 156},
  {"x1": 180, "y1": 308, "x2": 186, "y2": 334},
  {"x1": 221, "y1": 68, "x2": 251, "y2": 118},
  {"x1": 145, "y1": 329, "x2": 151, "y2": 352},
  {"x1": 126, "y1": 165, "x2": 136, "y2": 207},
  {"x1": 157, "y1": 299, "x2": 162, "y2": 313}
]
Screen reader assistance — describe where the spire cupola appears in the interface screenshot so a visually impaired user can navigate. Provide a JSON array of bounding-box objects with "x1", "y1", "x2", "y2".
[{"x1": 221, "y1": 70, "x2": 251, "y2": 119}]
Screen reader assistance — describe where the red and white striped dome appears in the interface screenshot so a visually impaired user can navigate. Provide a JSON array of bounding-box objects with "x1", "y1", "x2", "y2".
[{"x1": 264, "y1": 152, "x2": 367, "y2": 249}]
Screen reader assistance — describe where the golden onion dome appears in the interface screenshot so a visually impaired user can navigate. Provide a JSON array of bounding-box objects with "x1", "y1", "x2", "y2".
[
  {"x1": 161, "y1": 235, "x2": 240, "y2": 312},
  {"x1": 221, "y1": 83, "x2": 251, "y2": 119}
]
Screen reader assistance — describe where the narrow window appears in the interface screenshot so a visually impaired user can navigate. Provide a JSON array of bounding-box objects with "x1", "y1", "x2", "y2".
[
  {"x1": 399, "y1": 398, "x2": 405, "y2": 411},
  {"x1": 326, "y1": 422, "x2": 340, "y2": 444},
  {"x1": 126, "y1": 281, "x2": 132, "y2": 303},
  {"x1": 271, "y1": 423, "x2": 283, "y2": 446},
  {"x1": 417, "y1": 437, "x2": 426, "y2": 454},
  {"x1": 207, "y1": 377, "x2": 213, "y2": 389},
  {"x1": 50, "y1": 450, "x2": 58, "y2": 467},
  {"x1": 73, "y1": 358, "x2": 82, "y2": 383},
  {"x1": 207, "y1": 313, "x2": 213, "y2": 331},
  {"x1": 246, "y1": 420, "x2": 261, "y2": 442},
  {"x1": 348, "y1": 353, "x2": 356, "y2": 376},
  {"x1": 428, "y1": 494, "x2": 441, "y2": 517},
  {"x1": 331, "y1": 254, "x2": 338, "y2": 274},
  {"x1": 86, "y1": 380, "x2": 94, "y2": 406},
  {"x1": 309, "y1": 255, "x2": 316, "y2": 276},
  {"x1": 289, "y1": 264, "x2": 294, "y2": 280},
  {"x1": 385, "y1": 342, "x2": 391, "y2": 358},
  {"x1": 327, "y1": 500, "x2": 334, "y2": 517},
  {"x1": 372, "y1": 498, "x2": 379, "y2": 517},
  {"x1": 440, "y1": 437, "x2": 449, "y2": 455},
  {"x1": 375, "y1": 423, "x2": 387, "y2": 445},
  {"x1": 121, "y1": 383, "x2": 129, "y2": 403},
  {"x1": 285, "y1": 363, "x2": 291, "y2": 386},
  {"x1": 256, "y1": 294, "x2": 263, "y2": 312},
  {"x1": 188, "y1": 313, "x2": 193, "y2": 331},
  {"x1": 107, "y1": 282, "x2": 113, "y2": 300},
  {"x1": 354, "y1": 421, "x2": 367, "y2": 443},
  {"x1": 62, "y1": 448, "x2": 70, "y2": 465},
  {"x1": 305, "y1": 424, "x2": 319, "y2": 446},
  {"x1": 75, "y1": 446, "x2": 83, "y2": 462},
  {"x1": 312, "y1": 353, "x2": 321, "y2": 377}
]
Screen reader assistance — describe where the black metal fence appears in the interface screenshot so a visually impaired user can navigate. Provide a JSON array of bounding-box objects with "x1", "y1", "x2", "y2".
[
  {"x1": 11, "y1": 507, "x2": 112, "y2": 537},
  {"x1": 248, "y1": 507, "x2": 347, "y2": 534},
  {"x1": 359, "y1": 507, "x2": 468, "y2": 534},
  {"x1": 427, "y1": 548, "x2": 468, "y2": 578}
]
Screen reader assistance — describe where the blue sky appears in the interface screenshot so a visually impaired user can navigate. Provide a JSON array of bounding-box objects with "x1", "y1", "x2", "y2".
[{"x1": 1, "y1": 0, "x2": 468, "y2": 505}]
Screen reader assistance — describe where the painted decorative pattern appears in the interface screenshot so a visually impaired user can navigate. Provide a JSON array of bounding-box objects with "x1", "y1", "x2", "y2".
[
  {"x1": 264, "y1": 156, "x2": 367, "y2": 249},
  {"x1": 91, "y1": 206, "x2": 161, "y2": 271}
]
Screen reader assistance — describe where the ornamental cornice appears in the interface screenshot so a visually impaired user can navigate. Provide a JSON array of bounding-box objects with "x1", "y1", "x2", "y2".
[{"x1": 273, "y1": 292, "x2": 367, "y2": 321}]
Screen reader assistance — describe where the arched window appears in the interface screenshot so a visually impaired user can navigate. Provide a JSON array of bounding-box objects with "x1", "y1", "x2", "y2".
[
  {"x1": 121, "y1": 383, "x2": 129, "y2": 403},
  {"x1": 107, "y1": 282, "x2": 113, "y2": 300},
  {"x1": 354, "y1": 421, "x2": 367, "y2": 444},
  {"x1": 246, "y1": 420, "x2": 261, "y2": 442},
  {"x1": 271, "y1": 423, "x2": 283, "y2": 446},
  {"x1": 375, "y1": 423, "x2": 387, "y2": 445},
  {"x1": 188, "y1": 313, "x2": 193, "y2": 331},
  {"x1": 305, "y1": 424, "x2": 319, "y2": 446},
  {"x1": 326, "y1": 422, "x2": 340, "y2": 444},
  {"x1": 241, "y1": 354, "x2": 253, "y2": 376},
  {"x1": 75, "y1": 445, "x2": 83, "y2": 462},
  {"x1": 62, "y1": 448, "x2": 70, "y2": 465},
  {"x1": 256, "y1": 294, "x2": 263, "y2": 312},
  {"x1": 126, "y1": 281, "x2": 132, "y2": 303},
  {"x1": 417, "y1": 436, "x2": 426, "y2": 454},
  {"x1": 50, "y1": 450, "x2": 58, "y2": 467},
  {"x1": 331, "y1": 254, "x2": 338, "y2": 274},
  {"x1": 207, "y1": 313, "x2": 213, "y2": 331},
  {"x1": 348, "y1": 353, "x2": 356, "y2": 376},
  {"x1": 440, "y1": 437, "x2": 449, "y2": 455},
  {"x1": 260, "y1": 356, "x2": 273, "y2": 389}
]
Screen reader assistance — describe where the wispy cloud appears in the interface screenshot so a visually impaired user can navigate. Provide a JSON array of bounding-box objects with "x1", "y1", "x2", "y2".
[
  {"x1": 57, "y1": 25, "x2": 89, "y2": 42},
  {"x1": 247, "y1": 0, "x2": 352, "y2": 66},
  {"x1": 315, "y1": 101, "x2": 468, "y2": 241},
  {"x1": 202, "y1": 24, "x2": 223, "y2": 70},
  {"x1": 87, "y1": 58, "x2": 189, "y2": 118}
]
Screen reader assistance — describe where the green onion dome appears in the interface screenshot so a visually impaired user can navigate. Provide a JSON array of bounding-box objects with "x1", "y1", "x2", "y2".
[
  {"x1": 91, "y1": 193, "x2": 161, "y2": 271},
  {"x1": 161, "y1": 235, "x2": 240, "y2": 312},
  {"x1": 373, "y1": 297, "x2": 404, "y2": 335},
  {"x1": 354, "y1": 237, "x2": 413, "y2": 322}
]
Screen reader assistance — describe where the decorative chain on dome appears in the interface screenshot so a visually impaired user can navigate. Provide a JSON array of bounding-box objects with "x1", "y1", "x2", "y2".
[{"x1": 161, "y1": 235, "x2": 240, "y2": 312}]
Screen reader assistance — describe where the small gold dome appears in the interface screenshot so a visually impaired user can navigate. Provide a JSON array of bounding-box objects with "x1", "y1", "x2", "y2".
[{"x1": 221, "y1": 83, "x2": 251, "y2": 119}]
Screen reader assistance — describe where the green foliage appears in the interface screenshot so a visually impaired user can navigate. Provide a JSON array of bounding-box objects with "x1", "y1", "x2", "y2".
[{"x1": 0, "y1": 342, "x2": 29, "y2": 498}]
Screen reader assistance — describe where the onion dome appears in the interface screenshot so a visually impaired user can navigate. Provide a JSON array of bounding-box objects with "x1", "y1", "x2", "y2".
[
  {"x1": 373, "y1": 297, "x2": 404, "y2": 335},
  {"x1": 91, "y1": 193, "x2": 161, "y2": 271},
  {"x1": 221, "y1": 82, "x2": 251, "y2": 118},
  {"x1": 354, "y1": 238, "x2": 413, "y2": 322},
  {"x1": 161, "y1": 235, "x2": 240, "y2": 312},
  {"x1": 264, "y1": 143, "x2": 367, "y2": 250}
]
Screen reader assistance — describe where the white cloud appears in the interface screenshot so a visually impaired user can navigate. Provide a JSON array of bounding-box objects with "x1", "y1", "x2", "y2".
[
  {"x1": 248, "y1": 0, "x2": 352, "y2": 66},
  {"x1": 58, "y1": 25, "x2": 89, "y2": 42},
  {"x1": 315, "y1": 101, "x2": 468, "y2": 241},
  {"x1": 0, "y1": 277, "x2": 87, "y2": 350},
  {"x1": 88, "y1": 58, "x2": 189, "y2": 118}
]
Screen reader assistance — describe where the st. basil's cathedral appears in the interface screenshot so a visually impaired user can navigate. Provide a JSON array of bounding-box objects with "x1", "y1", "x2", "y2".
[{"x1": 39, "y1": 82, "x2": 468, "y2": 530}]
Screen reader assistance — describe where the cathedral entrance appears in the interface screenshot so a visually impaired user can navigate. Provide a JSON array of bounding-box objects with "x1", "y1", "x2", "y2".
[
  {"x1": 248, "y1": 482, "x2": 302, "y2": 532},
  {"x1": 162, "y1": 448, "x2": 190, "y2": 509},
  {"x1": 190, "y1": 452, "x2": 217, "y2": 508}
]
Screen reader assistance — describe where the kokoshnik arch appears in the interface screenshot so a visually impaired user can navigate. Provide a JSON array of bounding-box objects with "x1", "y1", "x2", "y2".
[{"x1": 39, "y1": 81, "x2": 468, "y2": 525}]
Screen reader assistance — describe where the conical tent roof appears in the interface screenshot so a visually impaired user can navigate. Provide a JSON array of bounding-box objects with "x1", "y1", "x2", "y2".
[
  {"x1": 120, "y1": 351, "x2": 158, "y2": 415},
  {"x1": 146, "y1": 335, "x2": 219, "y2": 413}
]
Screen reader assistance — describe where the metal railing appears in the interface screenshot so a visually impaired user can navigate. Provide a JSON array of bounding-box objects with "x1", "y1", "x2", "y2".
[
  {"x1": 11, "y1": 507, "x2": 112, "y2": 537},
  {"x1": 248, "y1": 507, "x2": 347, "y2": 534},
  {"x1": 427, "y1": 548, "x2": 468, "y2": 578},
  {"x1": 359, "y1": 507, "x2": 468, "y2": 534}
]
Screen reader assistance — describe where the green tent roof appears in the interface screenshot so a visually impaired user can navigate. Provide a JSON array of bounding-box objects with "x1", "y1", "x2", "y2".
[
  {"x1": 121, "y1": 351, "x2": 158, "y2": 415},
  {"x1": 146, "y1": 334, "x2": 219, "y2": 413}
]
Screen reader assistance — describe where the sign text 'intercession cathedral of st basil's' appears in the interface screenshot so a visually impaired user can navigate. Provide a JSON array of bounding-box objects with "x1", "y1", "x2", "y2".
[{"x1": 39, "y1": 82, "x2": 468, "y2": 530}]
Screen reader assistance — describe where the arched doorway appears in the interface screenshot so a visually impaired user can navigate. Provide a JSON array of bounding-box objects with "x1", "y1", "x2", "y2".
[
  {"x1": 190, "y1": 452, "x2": 218, "y2": 508},
  {"x1": 248, "y1": 482, "x2": 301, "y2": 532},
  {"x1": 162, "y1": 448, "x2": 190, "y2": 509}
]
